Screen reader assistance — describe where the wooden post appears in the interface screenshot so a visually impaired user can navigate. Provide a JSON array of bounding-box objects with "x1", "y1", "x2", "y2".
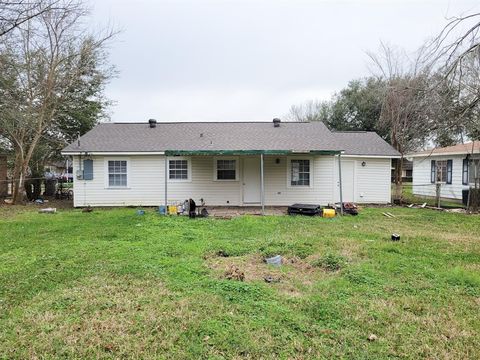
[
  {"x1": 260, "y1": 153, "x2": 265, "y2": 215},
  {"x1": 436, "y1": 183, "x2": 441, "y2": 208}
]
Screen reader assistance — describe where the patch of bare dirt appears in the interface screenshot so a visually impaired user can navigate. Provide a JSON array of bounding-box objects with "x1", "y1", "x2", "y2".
[{"x1": 207, "y1": 253, "x2": 334, "y2": 296}]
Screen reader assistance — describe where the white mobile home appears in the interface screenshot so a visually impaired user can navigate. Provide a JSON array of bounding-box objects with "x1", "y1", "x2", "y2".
[
  {"x1": 62, "y1": 120, "x2": 400, "y2": 208},
  {"x1": 409, "y1": 142, "x2": 480, "y2": 201}
]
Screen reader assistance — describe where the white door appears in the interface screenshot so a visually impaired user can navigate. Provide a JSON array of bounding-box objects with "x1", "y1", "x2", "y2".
[
  {"x1": 243, "y1": 157, "x2": 261, "y2": 203},
  {"x1": 337, "y1": 160, "x2": 355, "y2": 202}
]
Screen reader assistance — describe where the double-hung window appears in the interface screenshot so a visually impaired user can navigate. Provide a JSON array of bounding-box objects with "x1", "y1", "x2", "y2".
[
  {"x1": 169, "y1": 159, "x2": 189, "y2": 180},
  {"x1": 108, "y1": 160, "x2": 128, "y2": 187},
  {"x1": 435, "y1": 160, "x2": 452, "y2": 184},
  {"x1": 290, "y1": 159, "x2": 310, "y2": 186},
  {"x1": 216, "y1": 159, "x2": 237, "y2": 180}
]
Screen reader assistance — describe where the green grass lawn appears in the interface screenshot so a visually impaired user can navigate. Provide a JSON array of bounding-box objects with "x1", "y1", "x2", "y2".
[
  {"x1": 0, "y1": 207, "x2": 479, "y2": 359},
  {"x1": 399, "y1": 183, "x2": 464, "y2": 208}
]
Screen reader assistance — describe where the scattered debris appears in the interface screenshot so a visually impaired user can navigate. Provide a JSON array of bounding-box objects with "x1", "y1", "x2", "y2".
[
  {"x1": 445, "y1": 208, "x2": 467, "y2": 213},
  {"x1": 408, "y1": 204, "x2": 415, "y2": 208},
  {"x1": 136, "y1": 209, "x2": 145, "y2": 215},
  {"x1": 265, "y1": 255, "x2": 282, "y2": 267},
  {"x1": 216, "y1": 250, "x2": 229, "y2": 257},
  {"x1": 38, "y1": 207, "x2": 56, "y2": 214},
  {"x1": 367, "y1": 334, "x2": 378, "y2": 342},
  {"x1": 224, "y1": 265, "x2": 245, "y2": 281},
  {"x1": 382, "y1": 212, "x2": 395, "y2": 218},
  {"x1": 82, "y1": 206, "x2": 93, "y2": 213},
  {"x1": 264, "y1": 275, "x2": 281, "y2": 283},
  {"x1": 391, "y1": 233, "x2": 400, "y2": 241},
  {"x1": 421, "y1": 203, "x2": 427, "y2": 208},
  {"x1": 35, "y1": 199, "x2": 44, "y2": 204}
]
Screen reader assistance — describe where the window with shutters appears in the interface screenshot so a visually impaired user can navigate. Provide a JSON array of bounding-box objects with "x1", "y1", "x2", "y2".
[
  {"x1": 436, "y1": 160, "x2": 447, "y2": 183},
  {"x1": 108, "y1": 160, "x2": 128, "y2": 187},
  {"x1": 469, "y1": 159, "x2": 480, "y2": 185}
]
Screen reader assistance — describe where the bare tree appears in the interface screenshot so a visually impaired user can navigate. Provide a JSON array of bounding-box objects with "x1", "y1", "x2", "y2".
[
  {"x1": 367, "y1": 43, "x2": 433, "y2": 201},
  {"x1": 426, "y1": 13, "x2": 480, "y2": 139},
  {"x1": 0, "y1": 0, "x2": 60, "y2": 37},
  {"x1": 0, "y1": 0, "x2": 115, "y2": 203}
]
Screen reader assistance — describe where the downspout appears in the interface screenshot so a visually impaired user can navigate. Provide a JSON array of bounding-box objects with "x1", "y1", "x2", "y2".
[
  {"x1": 164, "y1": 156, "x2": 168, "y2": 213},
  {"x1": 338, "y1": 153, "x2": 344, "y2": 216},
  {"x1": 260, "y1": 153, "x2": 265, "y2": 215}
]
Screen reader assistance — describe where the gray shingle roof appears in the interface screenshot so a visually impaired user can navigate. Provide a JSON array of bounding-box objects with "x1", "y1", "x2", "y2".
[
  {"x1": 62, "y1": 122, "x2": 399, "y2": 156},
  {"x1": 332, "y1": 131, "x2": 400, "y2": 156}
]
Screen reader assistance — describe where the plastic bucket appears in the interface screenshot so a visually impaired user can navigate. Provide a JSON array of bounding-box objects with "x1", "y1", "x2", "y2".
[
  {"x1": 322, "y1": 208, "x2": 336, "y2": 218},
  {"x1": 158, "y1": 206, "x2": 166, "y2": 215},
  {"x1": 265, "y1": 255, "x2": 282, "y2": 267}
]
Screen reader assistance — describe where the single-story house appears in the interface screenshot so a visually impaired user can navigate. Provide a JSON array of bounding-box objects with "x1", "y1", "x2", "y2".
[
  {"x1": 61, "y1": 119, "x2": 400, "y2": 208},
  {"x1": 408, "y1": 142, "x2": 480, "y2": 200}
]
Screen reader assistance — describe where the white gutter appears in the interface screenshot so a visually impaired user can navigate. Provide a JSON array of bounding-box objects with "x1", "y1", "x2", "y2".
[
  {"x1": 408, "y1": 150, "x2": 480, "y2": 158},
  {"x1": 61, "y1": 151, "x2": 166, "y2": 156},
  {"x1": 341, "y1": 154, "x2": 401, "y2": 159}
]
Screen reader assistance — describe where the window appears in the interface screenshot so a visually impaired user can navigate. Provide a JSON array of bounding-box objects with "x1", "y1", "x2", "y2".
[
  {"x1": 469, "y1": 159, "x2": 480, "y2": 185},
  {"x1": 436, "y1": 160, "x2": 447, "y2": 183},
  {"x1": 291, "y1": 159, "x2": 310, "y2": 186},
  {"x1": 216, "y1": 159, "x2": 237, "y2": 180},
  {"x1": 108, "y1": 160, "x2": 127, "y2": 187},
  {"x1": 169, "y1": 159, "x2": 188, "y2": 180}
]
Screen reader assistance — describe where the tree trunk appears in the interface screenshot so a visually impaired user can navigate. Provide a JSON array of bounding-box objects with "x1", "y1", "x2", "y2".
[
  {"x1": 393, "y1": 156, "x2": 404, "y2": 203},
  {"x1": 11, "y1": 149, "x2": 24, "y2": 204}
]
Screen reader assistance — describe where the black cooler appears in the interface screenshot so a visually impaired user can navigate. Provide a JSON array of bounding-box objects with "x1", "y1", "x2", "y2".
[{"x1": 287, "y1": 203, "x2": 322, "y2": 216}]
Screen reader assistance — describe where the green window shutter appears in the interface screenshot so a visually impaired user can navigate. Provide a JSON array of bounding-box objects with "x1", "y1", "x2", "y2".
[{"x1": 83, "y1": 159, "x2": 94, "y2": 180}]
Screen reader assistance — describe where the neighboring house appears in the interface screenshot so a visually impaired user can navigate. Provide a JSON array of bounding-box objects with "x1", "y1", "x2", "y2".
[
  {"x1": 390, "y1": 159, "x2": 413, "y2": 183},
  {"x1": 45, "y1": 160, "x2": 73, "y2": 181},
  {"x1": 61, "y1": 120, "x2": 400, "y2": 208},
  {"x1": 409, "y1": 142, "x2": 480, "y2": 200}
]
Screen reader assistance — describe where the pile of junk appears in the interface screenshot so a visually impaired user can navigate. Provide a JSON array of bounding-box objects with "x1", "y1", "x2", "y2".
[
  {"x1": 287, "y1": 202, "x2": 358, "y2": 217},
  {"x1": 159, "y1": 198, "x2": 208, "y2": 218}
]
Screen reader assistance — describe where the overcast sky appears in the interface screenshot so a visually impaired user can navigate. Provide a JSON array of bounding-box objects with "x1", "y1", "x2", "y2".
[{"x1": 90, "y1": 0, "x2": 480, "y2": 123}]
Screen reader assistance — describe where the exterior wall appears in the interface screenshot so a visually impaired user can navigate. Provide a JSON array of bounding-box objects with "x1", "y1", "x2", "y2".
[
  {"x1": 72, "y1": 154, "x2": 393, "y2": 207},
  {"x1": 412, "y1": 155, "x2": 467, "y2": 200},
  {"x1": 335, "y1": 157, "x2": 392, "y2": 203}
]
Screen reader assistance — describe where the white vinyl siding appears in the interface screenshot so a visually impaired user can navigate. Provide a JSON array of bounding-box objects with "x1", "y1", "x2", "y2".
[
  {"x1": 72, "y1": 154, "x2": 393, "y2": 207},
  {"x1": 412, "y1": 155, "x2": 467, "y2": 200}
]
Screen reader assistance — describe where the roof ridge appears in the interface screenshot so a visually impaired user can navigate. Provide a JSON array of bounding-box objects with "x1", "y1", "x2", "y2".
[{"x1": 99, "y1": 121, "x2": 316, "y2": 125}]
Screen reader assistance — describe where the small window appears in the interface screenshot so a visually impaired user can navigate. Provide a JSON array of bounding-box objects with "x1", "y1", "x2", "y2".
[
  {"x1": 216, "y1": 159, "x2": 236, "y2": 180},
  {"x1": 108, "y1": 160, "x2": 127, "y2": 187},
  {"x1": 436, "y1": 160, "x2": 448, "y2": 183},
  {"x1": 291, "y1": 159, "x2": 310, "y2": 186},
  {"x1": 169, "y1": 159, "x2": 188, "y2": 180},
  {"x1": 469, "y1": 159, "x2": 480, "y2": 184}
]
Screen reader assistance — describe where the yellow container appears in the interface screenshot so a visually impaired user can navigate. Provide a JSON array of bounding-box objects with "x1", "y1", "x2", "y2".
[
  {"x1": 167, "y1": 205, "x2": 177, "y2": 215},
  {"x1": 322, "y1": 208, "x2": 336, "y2": 218}
]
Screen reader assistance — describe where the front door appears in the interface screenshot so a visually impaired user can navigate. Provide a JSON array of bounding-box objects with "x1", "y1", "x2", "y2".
[{"x1": 243, "y1": 157, "x2": 261, "y2": 203}]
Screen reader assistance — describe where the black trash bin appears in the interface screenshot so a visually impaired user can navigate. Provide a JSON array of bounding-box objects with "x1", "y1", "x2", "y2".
[{"x1": 462, "y1": 189, "x2": 470, "y2": 206}]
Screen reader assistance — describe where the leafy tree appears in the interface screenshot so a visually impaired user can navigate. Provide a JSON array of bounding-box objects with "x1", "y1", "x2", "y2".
[{"x1": 0, "y1": 1, "x2": 115, "y2": 203}]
